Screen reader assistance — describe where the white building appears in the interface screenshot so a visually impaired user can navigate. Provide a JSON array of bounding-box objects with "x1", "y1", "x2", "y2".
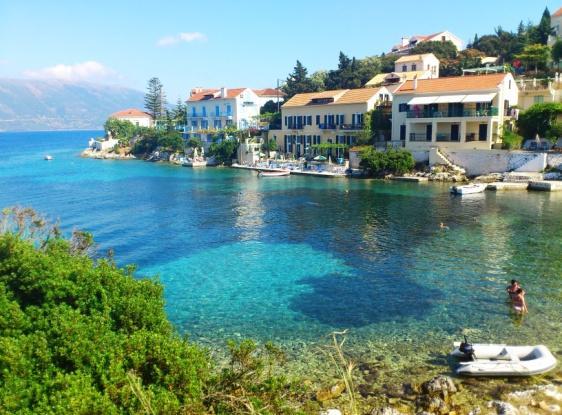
[
  {"x1": 253, "y1": 88, "x2": 286, "y2": 109},
  {"x1": 366, "y1": 54, "x2": 440, "y2": 87},
  {"x1": 390, "y1": 73, "x2": 518, "y2": 153},
  {"x1": 390, "y1": 31, "x2": 463, "y2": 55},
  {"x1": 110, "y1": 108, "x2": 154, "y2": 127}
]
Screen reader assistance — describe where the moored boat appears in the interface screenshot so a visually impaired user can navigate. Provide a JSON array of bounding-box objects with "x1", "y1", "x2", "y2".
[
  {"x1": 450, "y1": 183, "x2": 486, "y2": 195},
  {"x1": 44, "y1": 155, "x2": 53, "y2": 160},
  {"x1": 451, "y1": 342, "x2": 557, "y2": 377},
  {"x1": 257, "y1": 170, "x2": 290, "y2": 177}
]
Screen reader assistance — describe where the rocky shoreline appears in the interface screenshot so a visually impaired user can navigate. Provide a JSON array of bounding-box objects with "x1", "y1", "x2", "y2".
[{"x1": 81, "y1": 148, "x2": 137, "y2": 160}]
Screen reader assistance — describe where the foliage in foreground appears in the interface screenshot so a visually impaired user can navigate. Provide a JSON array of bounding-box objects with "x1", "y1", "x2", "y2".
[
  {"x1": 208, "y1": 139, "x2": 239, "y2": 165},
  {"x1": 359, "y1": 147, "x2": 415, "y2": 177},
  {"x1": 0, "y1": 207, "x2": 305, "y2": 414},
  {"x1": 517, "y1": 102, "x2": 562, "y2": 141}
]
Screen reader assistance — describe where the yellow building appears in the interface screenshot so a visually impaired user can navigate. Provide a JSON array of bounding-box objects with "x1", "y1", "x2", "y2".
[
  {"x1": 277, "y1": 87, "x2": 391, "y2": 157},
  {"x1": 517, "y1": 77, "x2": 562, "y2": 110},
  {"x1": 391, "y1": 73, "x2": 518, "y2": 152}
]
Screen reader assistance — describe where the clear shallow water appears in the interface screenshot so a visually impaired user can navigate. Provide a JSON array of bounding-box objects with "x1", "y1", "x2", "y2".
[{"x1": 1, "y1": 131, "x2": 561, "y2": 384}]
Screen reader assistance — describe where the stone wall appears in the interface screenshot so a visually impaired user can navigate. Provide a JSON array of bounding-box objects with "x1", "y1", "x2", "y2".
[
  {"x1": 547, "y1": 153, "x2": 562, "y2": 169},
  {"x1": 437, "y1": 149, "x2": 548, "y2": 176}
]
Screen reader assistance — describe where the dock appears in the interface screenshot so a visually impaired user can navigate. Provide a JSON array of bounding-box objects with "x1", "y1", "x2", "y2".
[
  {"x1": 486, "y1": 182, "x2": 529, "y2": 191},
  {"x1": 231, "y1": 164, "x2": 347, "y2": 178},
  {"x1": 390, "y1": 176, "x2": 429, "y2": 183},
  {"x1": 528, "y1": 181, "x2": 562, "y2": 192}
]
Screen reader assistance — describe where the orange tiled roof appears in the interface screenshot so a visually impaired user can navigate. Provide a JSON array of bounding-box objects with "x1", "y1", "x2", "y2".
[
  {"x1": 111, "y1": 108, "x2": 152, "y2": 118},
  {"x1": 188, "y1": 88, "x2": 249, "y2": 102},
  {"x1": 395, "y1": 73, "x2": 508, "y2": 94},
  {"x1": 282, "y1": 88, "x2": 384, "y2": 107},
  {"x1": 553, "y1": 7, "x2": 562, "y2": 17},
  {"x1": 254, "y1": 88, "x2": 286, "y2": 97}
]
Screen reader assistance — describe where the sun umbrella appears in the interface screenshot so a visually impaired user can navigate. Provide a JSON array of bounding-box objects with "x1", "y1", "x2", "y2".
[{"x1": 313, "y1": 155, "x2": 327, "y2": 161}]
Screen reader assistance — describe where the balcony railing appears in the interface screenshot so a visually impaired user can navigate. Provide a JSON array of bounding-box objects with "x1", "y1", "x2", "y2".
[
  {"x1": 407, "y1": 107, "x2": 499, "y2": 119},
  {"x1": 338, "y1": 124, "x2": 363, "y2": 130},
  {"x1": 409, "y1": 133, "x2": 431, "y2": 142},
  {"x1": 319, "y1": 123, "x2": 337, "y2": 130},
  {"x1": 436, "y1": 134, "x2": 460, "y2": 142}
]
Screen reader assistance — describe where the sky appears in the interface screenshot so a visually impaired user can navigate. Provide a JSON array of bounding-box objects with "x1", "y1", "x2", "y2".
[{"x1": 0, "y1": 0, "x2": 560, "y2": 101}]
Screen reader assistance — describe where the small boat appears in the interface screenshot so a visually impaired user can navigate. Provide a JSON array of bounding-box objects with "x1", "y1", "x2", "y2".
[
  {"x1": 182, "y1": 159, "x2": 207, "y2": 167},
  {"x1": 450, "y1": 183, "x2": 486, "y2": 195},
  {"x1": 257, "y1": 170, "x2": 290, "y2": 177},
  {"x1": 451, "y1": 341, "x2": 557, "y2": 377},
  {"x1": 44, "y1": 155, "x2": 53, "y2": 160}
]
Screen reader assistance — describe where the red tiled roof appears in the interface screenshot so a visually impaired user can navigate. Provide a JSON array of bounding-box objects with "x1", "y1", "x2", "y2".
[
  {"x1": 553, "y1": 7, "x2": 562, "y2": 17},
  {"x1": 395, "y1": 73, "x2": 508, "y2": 94},
  {"x1": 188, "y1": 88, "x2": 248, "y2": 102},
  {"x1": 110, "y1": 108, "x2": 152, "y2": 118}
]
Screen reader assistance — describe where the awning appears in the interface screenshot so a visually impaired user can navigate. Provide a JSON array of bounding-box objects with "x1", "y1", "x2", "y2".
[
  {"x1": 461, "y1": 92, "x2": 497, "y2": 103},
  {"x1": 407, "y1": 96, "x2": 437, "y2": 105},
  {"x1": 434, "y1": 95, "x2": 466, "y2": 103}
]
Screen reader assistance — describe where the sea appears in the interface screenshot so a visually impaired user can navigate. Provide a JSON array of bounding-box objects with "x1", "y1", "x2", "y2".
[{"x1": 1, "y1": 130, "x2": 561, "y2": 386}]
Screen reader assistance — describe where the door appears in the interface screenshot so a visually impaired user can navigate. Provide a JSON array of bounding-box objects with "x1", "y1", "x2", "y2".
[
  {"x1": 479, "y1": 124, "x2": 488, "y2": 141},
  {"x1": 426, "y1": 124, "x2": 432, "y2": 141},
  {"x1": 400, "y1": 125, "x2": 406, "y2": 141},
  {"x1": 451, "y1": 124, "x2": 459, "y2": 141}
]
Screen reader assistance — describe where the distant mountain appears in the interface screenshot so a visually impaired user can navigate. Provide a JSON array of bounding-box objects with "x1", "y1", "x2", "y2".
[{"x1": 0, "y1": 79, "x2": 145, "y2": 131}]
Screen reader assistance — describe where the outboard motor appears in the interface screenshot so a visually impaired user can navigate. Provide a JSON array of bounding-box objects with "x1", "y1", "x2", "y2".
[{"x1": 459, "y1": 336, "x2": 475, "y2": 361}]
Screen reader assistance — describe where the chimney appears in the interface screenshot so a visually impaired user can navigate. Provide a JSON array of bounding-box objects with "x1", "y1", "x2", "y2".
[
  {"x1": 401, "y1": 36, "x2": 410, "y2": 47},
  {"x1": 413, "y1": 75, "x2": 418, "y2": 90},
  {"x1": 220, "y1": 87, "x2": 228, "y2": 98}
]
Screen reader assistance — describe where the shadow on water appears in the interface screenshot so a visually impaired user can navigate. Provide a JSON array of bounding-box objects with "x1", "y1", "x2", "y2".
[{"x1": 289, "y1": 272, "x2": 443, "y2": 328}]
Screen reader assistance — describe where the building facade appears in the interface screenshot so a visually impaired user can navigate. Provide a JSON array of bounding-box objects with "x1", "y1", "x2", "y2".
[
  {"x1": 110, "y1": 108, "x2": 154, "y2": 127},
  {"x1": 390, "y1": 31, "x2": 463, "y2": 55},
  {"x1": 517, "y1": 77, "x2": 562, "y2": 110},
  {"x1": 549, "y1": 7, "x2": 562, "y2": 45},
  {"x1": 278, "y1": 87, "x2": 391, "y2": 157},
  {"x1": 391, "y1": 73, "x2": 518, "y2": 152}
]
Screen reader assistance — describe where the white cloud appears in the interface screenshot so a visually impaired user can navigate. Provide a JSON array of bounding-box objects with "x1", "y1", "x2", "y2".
[
  {"x1": 157, "y1": 32, "x2": 206, "y2": 47},
  {"x1": 23, "y1": 61, "x2": 116, "y2": 82}
]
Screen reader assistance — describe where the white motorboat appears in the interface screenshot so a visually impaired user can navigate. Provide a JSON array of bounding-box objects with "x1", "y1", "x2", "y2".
[
  {"x1": 182, "y1": 159, "x2": 207, "y2": 167},
  {"x1": 257, "y1": 170, "x2": 290, "y2": 177},
  {"x1": 44, "y1": 155, "x2": 53, "y2": 160},
  {"x1": 450, "y1": 183, "x2": 486, "y2": 195},
  {"x1": 451, "y1": 342, "x2": 557, "y2": 377}
]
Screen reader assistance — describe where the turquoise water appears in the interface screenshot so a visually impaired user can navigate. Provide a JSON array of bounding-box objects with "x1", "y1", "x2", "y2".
[{"x1": 1, "y1": 131, "x2": 561, "y2": 383}]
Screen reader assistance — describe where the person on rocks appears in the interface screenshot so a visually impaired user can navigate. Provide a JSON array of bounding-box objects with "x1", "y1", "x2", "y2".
[{"x1": 512, "y1": 288, "x2": 528, "y2": 314}]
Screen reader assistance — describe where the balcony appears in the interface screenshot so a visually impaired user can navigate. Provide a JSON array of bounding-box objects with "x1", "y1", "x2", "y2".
[
  {"x1": 338, "y1": 124, "x2": 363, "y2": 131},
  {"x1": 319, "y1": 123, "x2": 336, "y2": 130},
  {"x1": 407, "y1": 107, "x2": 499, "y2": 119}
]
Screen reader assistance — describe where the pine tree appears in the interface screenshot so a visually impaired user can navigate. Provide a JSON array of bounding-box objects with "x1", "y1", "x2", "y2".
[
  {"x1": 529, "y1": 7, "x2": 553, "y2": 45},
  {"x1": 144, "y1": 77, "x2": 167, "y2": 120},
  {"x1": 282, "y1": 61, "x2": 317, "y2": 99}
]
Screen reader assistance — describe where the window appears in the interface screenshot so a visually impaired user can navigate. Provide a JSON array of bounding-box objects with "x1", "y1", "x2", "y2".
[
  {"x1": 441, "y1": 36, "x2": 446, "y2": 42},
  {"x1": 534, "y1": 95, "x2": 544, "y2": 104},
  {"x1": 215, "y1": 106, "x2": 220, "y2": 116},
  {"x1": 508, "y1": 80, "x2": 512, "y2": 89},
  {"x1": 202, "y1": 107, "x2": 207, "y2": 116},
  {"x1": 399, "y1": 103, "x2": 409, "y2": 112},
  {"x1": 214, "y1": 119, "x2": 222, "y2": 129},
  {"x1": 316, "y1": 115, "x2": 320, "y2": 125},
  {"x1": 402, "y1": 65, "x2": 407, "y2": 72},
  {"x1": 411, "y1": 64, "x2": 417, "y2": 71},
  {"x1": 226, "y1": 104, "x2": 232, "y2": 116},
  {"x1": 307, "y1": 115, "x2": 312, "y2": 125}
]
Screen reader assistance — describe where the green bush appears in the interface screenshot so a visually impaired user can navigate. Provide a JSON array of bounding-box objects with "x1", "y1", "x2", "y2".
[
  {"x1": 502, "y1": 130, "x2": 524, "y2": 149},
  {"x1": 359, "y1": 147, "x2": 415, "y2": 177},
  {"x1": 0, "y1": 207, "x2": 305, "y2": 414},
  {"x1": 517, "y1": 103, "x2": 562, "y2": 141},
  {"x1": 208, "y1": 139, "x2": 239, "y2": 165}
]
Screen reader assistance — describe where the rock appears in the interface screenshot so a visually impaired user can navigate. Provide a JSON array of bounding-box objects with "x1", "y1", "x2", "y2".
[
  {"x1": 371, "y1": 407, "x2": 406, "y2": 415},
  {"x1": 357, "y1": 383, "x2": 374, "y2": 398},
  {"x1": 488, "y1": 400, "x2": 519, "y2": 415},
  {"x1": 421, "y1": 376, "x2": 457, "y2": 396},
  {"x1": 539, "y1": 400, "x2": 560, "y2": 412},
  {"x1": 320, "y1": 409, "x2": 342, "y2": 415},
  {"x1": 416, "y1": 395, "x2": 449, "y2": 414},
  {"x1": 316, "y1": 383, "x2": 346, "y2": 402}
]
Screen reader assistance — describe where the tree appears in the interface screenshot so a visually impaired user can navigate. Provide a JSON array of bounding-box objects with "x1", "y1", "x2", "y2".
[
  {"x1": 325, "y1": 52, "x2": 363, "y2": 90},
  {"x1": 516, "y1": 43, "x2": 551, "y2": 73},
  {"x1": 410, "y1": 40, "x2": 457, "y2": 59},
  {"x1": 310, "y1": 70, "x2": 327, "y2": 91},
  {"x1": 172, "y1": 98, "x2": 187, "y2": 128},
  {"x1": 529, "y1": 7, "x2": 553, "y2": 45},
  {"x1": 517, "y1": 102, "x2": 562, "y2": 140},
  {"x1": 144, "y1": 77, "x2": 167, "y2": 119},
  {"x1": 359, "y1": 147, "x2": 415, "y2": 177},
  {"x1": 157, "y1": 130, "x2": 184, "y2": 153},
  {"x1": 282, "y1": 60, "x2": 318, "y2": 99},
  {"x1": 103, "y1": 118, "x2": 139, "y2": 147},
  {"x1": 260, "y1": 100, "x2": 278, "y2": 115},
  {"x1": 208, "y1": 139, "x2": 239, "y2": 165},
  {"x1": 552, "y1": 39, "x2": 562, "y2": 68}
]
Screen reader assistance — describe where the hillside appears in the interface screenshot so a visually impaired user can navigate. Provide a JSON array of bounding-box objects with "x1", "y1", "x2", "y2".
[{"x1": 0, "y1": 79, "x2": 145, "y2": 131}]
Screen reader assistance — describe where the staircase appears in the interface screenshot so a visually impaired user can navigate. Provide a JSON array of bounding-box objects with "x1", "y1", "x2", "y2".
[{"x1": 430, "y1": 147, "x2": 466, "y2": 174}]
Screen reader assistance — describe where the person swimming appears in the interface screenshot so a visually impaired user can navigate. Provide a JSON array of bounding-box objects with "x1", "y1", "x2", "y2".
[
  {"x1": 512, "y1": 288, "x2": 528, "y2": 314},
  {"x1": 506, "y1": 279, "x2": 520, "y2": 300},
  {"x1": 439, "y1": 222, "x2": 449, "y2": 230}
]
